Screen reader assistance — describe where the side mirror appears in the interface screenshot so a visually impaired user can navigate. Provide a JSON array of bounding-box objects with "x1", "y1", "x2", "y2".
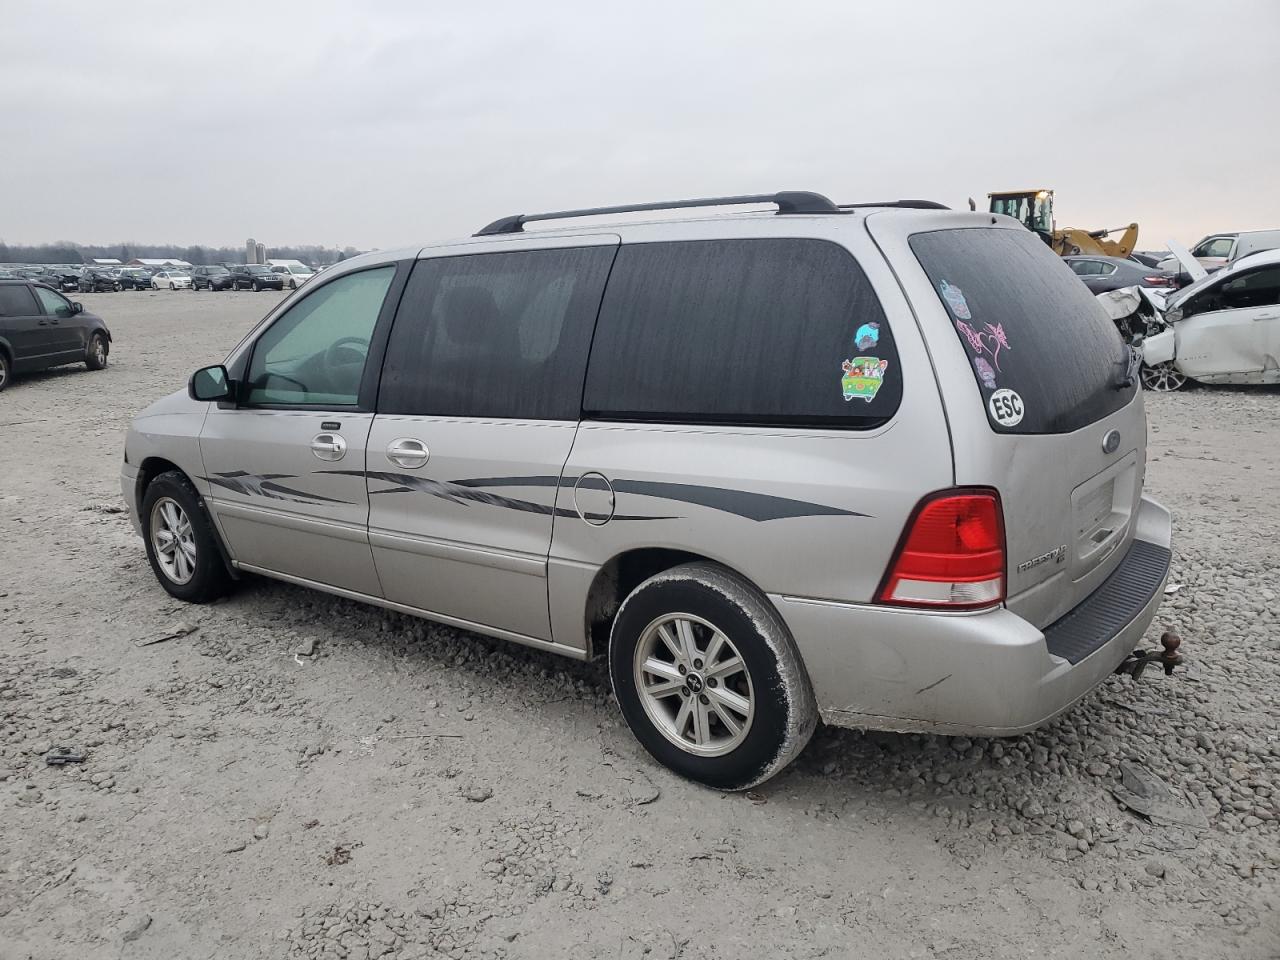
[
  {"x1": 72, "y1": 302, "x2": 84, "y2": 314},
  {"x1": 189, "y1": 364, "x2": 232, "y2": 402}
]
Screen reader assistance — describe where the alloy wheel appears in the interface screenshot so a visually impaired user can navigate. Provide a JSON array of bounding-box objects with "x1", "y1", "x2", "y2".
[
  {"x1": 150, "y1": 497, "x2": 197, "y2": 584},
  {"x1": 1140, "y1": 361, "x2": 1187, "y2": 392},
  {"x1": 632, "y1": 612, "x2": 755, "y2": 757},
  {"x1": 92, "y1": 336, "x2": 106, "y2": 366}
]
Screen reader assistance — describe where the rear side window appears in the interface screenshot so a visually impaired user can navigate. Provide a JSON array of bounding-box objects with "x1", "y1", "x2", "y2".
[
  {"x1": 0, "y1": 285, "x2": 37, "y2": 316},
  {"x1": 583, "y1": 239, "x2": 900, "y2": 427},
  {"x1": 378, "y1": 246, "x2": 615, "y2": 420},
  {"x1": 910, "y1": 228, "x2": 1134, "y2": 434}
]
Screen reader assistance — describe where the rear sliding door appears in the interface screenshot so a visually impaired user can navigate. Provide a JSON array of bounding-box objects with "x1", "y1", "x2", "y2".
[{"x1": 368, "y1": 236, "x2": 618, "y2": 645}]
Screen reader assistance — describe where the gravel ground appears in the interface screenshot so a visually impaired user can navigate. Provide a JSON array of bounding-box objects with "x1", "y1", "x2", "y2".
[{"x1": 0, "y1": 290, "x2": 1277, "y2": 959}]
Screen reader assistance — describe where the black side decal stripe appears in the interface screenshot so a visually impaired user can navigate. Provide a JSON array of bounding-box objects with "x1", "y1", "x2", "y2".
[{"x1": 452, "y1": 475, "x2": 864, "y2": 522}]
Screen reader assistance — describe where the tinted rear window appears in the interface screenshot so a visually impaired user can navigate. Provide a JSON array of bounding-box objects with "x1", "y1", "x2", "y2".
[
  {"x1": 910, "y1": 228, "x2": 1135, "y2": 434},
  {"x1": 379, "y1": 246, "x2": 615, "y2": 420},
  {"x1": 0, "y1": 285, "x2": 37, "y2": 316},
  {"x1": 583, "y1": 238, "x2": 900, "y2": 427}
]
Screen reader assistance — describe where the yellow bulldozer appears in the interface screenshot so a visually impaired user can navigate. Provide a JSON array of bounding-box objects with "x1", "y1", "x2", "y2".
[{"x1": 981, "y1": 189, "x2": 1139, "y2": 259}]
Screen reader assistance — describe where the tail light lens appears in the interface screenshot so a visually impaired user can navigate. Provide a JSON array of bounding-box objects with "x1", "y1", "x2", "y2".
[
  {"x1": 877, "y1": 489, "x2": 1005, "y2": 609},
  {"x1": 1144, "y1": 275, "x2": 1174, "y2": 287}
]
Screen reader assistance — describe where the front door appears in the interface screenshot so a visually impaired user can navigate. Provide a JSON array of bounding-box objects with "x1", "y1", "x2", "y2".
[
  {"x1": 1176, "y1": 264, "x2": 1280, "y2": 381},
  {"x1": 31, "y1": 285, "x2": 85, "y2": 360},
  {"x1": 199, "y1": 264, "x2": 399, "y2": 596},
  {"x1": 367, "y1": 238, "x2": 618, "y2": 643}
]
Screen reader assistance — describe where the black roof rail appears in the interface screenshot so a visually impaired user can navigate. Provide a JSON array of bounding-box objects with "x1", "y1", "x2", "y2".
[
  {"x1": 474, "y1": 191, "x2": 841, "y2": 237},
  {"x1": 839, "y1": 200, "x2": 951, "y2": 210}
]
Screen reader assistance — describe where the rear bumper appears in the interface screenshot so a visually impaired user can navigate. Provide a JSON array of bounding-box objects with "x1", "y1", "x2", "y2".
[{"x1": 772, "y1": 494, "x2": 1173, "y2": 736}]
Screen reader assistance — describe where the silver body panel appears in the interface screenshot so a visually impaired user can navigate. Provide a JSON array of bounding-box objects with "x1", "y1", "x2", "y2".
[{"x1": 122, "y1": 209, "x2": 1172, "y2": 736}]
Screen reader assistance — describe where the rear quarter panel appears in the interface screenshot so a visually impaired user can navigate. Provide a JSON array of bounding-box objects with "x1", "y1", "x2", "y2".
[{"x1": 547, "y1": 215, "x2": 954, "y2": 650}]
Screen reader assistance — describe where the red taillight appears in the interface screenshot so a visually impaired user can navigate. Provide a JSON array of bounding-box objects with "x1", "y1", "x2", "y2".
[
  {"x1": 877, "y1": 489, "x2": 1006, "y2": 609},
  {"x1": 1144, "y1": 276, "x2": 1174, "y2": 287}
]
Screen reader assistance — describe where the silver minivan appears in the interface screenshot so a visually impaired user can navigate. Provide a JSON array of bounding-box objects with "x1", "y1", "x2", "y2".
[{"x1": 121, "y1": 192, "x2": 1173, "y2": 789}]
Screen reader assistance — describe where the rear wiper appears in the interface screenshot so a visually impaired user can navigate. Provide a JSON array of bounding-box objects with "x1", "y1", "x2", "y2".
[{"x1": 1114, "y1": 344, "x2": 1142, "y2": 389}]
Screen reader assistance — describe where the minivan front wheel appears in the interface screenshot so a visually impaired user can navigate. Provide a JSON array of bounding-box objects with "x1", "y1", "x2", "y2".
[
  {"x1": 609, "y1": 562, "x2": 817, "y2": 790},
  {"x1": 141, "y1": 472, "x2": 232, "y2": 603}
]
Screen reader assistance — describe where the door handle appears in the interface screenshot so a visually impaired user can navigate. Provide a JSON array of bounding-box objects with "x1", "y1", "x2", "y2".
[
  {"x1": 310, "y1": 433, "x2": 347, "y2": 461},
  {"x1": 386, "y1": 438, "x2": 429, "y2": 469},
  {"x1": 38, "y1": 319, "x2": 49, "y2": 325}
]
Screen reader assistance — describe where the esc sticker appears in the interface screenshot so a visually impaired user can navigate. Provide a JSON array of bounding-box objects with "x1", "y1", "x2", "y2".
[
  {"x1": 988, "y1": 388, "x2": 1024, "y2": 426},
  {"x1": 939, "y1": 279, "x2": 971, "y2": 319},
  {"x1": 841, "y1": 356, "x2": 889, "y2": 403}
]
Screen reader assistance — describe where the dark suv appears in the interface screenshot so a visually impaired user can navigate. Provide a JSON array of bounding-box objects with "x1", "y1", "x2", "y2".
[
  {"x1": 228, "y1": 264, "x2": 284, "y2": 292},
  {"x1": 192, "y1": 265, "x2": 234, "y2": 291},
  {"x1": 0, "y1": 280, "x2": 112, "y2": 391}
]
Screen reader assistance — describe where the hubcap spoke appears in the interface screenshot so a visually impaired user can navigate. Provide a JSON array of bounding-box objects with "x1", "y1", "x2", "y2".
[
  {"x1": 705, "y1": 654, "x2": 743, "y2": 679},
  {"x1": 691, "y1": 700, "x2": 711, "y2": 746},
  {"x1": 674, "y1": 618, "x2": 698, "y2": 663},
  {"x1": 709, "y1": 699, "x2": 743, "y2": 737},
  {"x1": 708, "y1": 685, "x2": 751, "y2": 718},
  {"x1": 656, "y1": 623, "x2": 684, "y2": 663}
]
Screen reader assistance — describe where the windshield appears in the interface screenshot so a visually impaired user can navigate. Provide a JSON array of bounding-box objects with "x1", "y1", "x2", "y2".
[
  {"x1": 289, "y1": 265, "x2": 312, "y2": 274},
  {"x1": 208, "y1": 266, "x2": 229, "y2": 275},
  {"x1": 246, "y1": 265, "x2": 271, "y2": 274}
]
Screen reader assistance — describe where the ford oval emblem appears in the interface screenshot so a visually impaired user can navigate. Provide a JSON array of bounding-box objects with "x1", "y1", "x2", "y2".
[{"x1": 1102, "y1": 429, "x2": 1121, "y2": 454}]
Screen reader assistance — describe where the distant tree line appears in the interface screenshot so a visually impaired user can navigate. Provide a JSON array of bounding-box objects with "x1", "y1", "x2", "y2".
[{"x1": 0, "y1": 240, "x2": 365, "y2": 267}]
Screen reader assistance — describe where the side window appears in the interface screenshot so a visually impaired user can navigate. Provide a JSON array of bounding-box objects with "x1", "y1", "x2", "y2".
[
  {"x1": 1098, "y1": 262, "x2": 1118, "y2": 276},
  {"x1": 583, "y1": 239, "x2": 900, "y2": 426},
  {"x1": 378, "y1": 246, "x2": 616, "y2": 420},
  {"x1": 1220, "y1": 267, "x2": 1280, "y2": 310},
  {"x1": 33, "y1": 285, "x2": 73, "y2": 318},
  {"x1": 246, "y1": 266, "x2": 394, "y2": 406},
  {"x1": 0, "y1": 285, "x2": 38, "y2": 316},
  {"x1": 1195, "y1": 237, "x2": 1235, "y2": 259}
]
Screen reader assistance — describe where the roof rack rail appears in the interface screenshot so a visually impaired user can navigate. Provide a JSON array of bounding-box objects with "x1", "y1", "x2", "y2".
[
  {"x1": 474, "y1": 191, "x2": 841, "y2": 237},
  {"x1": 839, "y1": 200, "x2": 951, "y2": 210}
]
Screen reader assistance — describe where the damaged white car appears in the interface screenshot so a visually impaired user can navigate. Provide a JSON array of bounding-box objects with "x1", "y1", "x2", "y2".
[{"x1": 1101, "y1": 248, "x2": 1280, "y2": 391}]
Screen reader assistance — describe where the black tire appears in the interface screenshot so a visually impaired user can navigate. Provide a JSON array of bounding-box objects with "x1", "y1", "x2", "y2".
[
  {"x1": 608, "y1": 562, "x2": 817, "y2": 791},
  {"x1": 85, "y1": 332, "x2": 108, "y2": 370},
  {"x1": 140, "y1": 471, "x2": 232, "y2": 603},
  {"x1": 113, "y1": 282, "x2": 122, "y2": 292},
  {"x1": 252, "y1": 281, "x2": 261, "y2": 292},
  {"x1": 0, "y1": 351, "x2": 10, "y2": 392},
  {"x1": 233, "y1": 281, "x2": 241, "y2": 291}
]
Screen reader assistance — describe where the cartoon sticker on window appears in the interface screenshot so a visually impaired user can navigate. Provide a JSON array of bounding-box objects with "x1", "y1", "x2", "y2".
[
  {"x1": 939, "y1": 280, "x2": 971, "y2": 320},
  {"x1": 841, "y1": 356, "x2": 889, "y2": 403},
  {"x1": 973, "y1": 356, "x2": 997, "y2": 390},
  {"x1": 854, "y1": 321, "x2": 880, "y2": 351}
]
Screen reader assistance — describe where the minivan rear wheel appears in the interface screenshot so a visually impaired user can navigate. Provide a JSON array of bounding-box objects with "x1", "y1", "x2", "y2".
[
  {"x1": 141, "y1": 471, "x2": 232, "y2": 603},
  {"x1": 609, "y1": 562, "x2": 817, "y2": 790}
]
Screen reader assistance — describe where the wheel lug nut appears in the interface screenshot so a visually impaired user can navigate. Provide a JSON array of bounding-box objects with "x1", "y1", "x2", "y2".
[
  {"x1": 699, "y1": 694, "x2": 709, "y2": 705},
  {"x1": 678, "y1": 664, "x2": 687, "y2": 675},
  {"x1": 707, "y1": 677, "x2": 718, "y2": 688},
  {"x1": 693, "y1": 659, "x2": 703, "y2": 669},
  {"x1": 681, "y1": 686, "x2": 690, "y2": 697}
]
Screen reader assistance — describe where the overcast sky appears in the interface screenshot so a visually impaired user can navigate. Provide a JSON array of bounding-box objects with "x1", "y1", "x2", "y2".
[{"x1": 3, "y1": 0, "x2": 1278, "y2": 252}]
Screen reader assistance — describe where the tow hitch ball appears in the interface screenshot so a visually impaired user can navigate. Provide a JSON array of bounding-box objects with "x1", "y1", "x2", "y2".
[{"x1": 1115, "y1": 630, "x2": 1183, "y2": 680}]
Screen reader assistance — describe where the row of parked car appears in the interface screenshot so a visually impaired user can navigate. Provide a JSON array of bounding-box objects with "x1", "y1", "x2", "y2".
[{"x1": 0, "y1": 262, "x2": 316, "y2": 294}]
